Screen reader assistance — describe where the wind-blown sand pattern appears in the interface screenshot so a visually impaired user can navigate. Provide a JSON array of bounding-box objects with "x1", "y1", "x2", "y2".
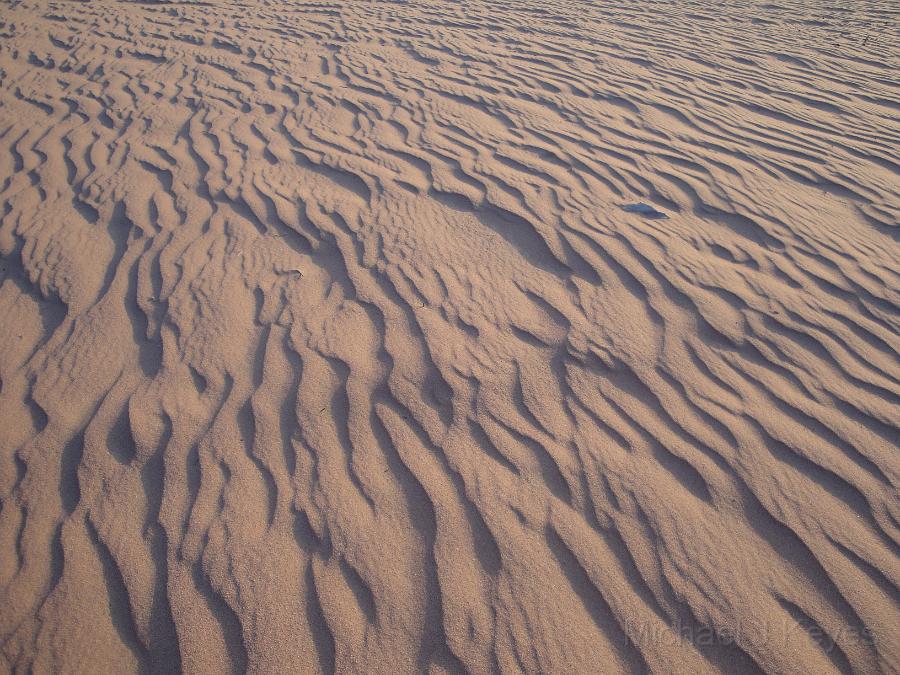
[{"x1": 1, "y1": 0, "x2": 898, "y2": 673}]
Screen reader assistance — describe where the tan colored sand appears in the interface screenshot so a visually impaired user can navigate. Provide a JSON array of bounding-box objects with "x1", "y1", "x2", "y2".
[{"x1": 0, "y1": 0, "x2": 898, "y2": 673}]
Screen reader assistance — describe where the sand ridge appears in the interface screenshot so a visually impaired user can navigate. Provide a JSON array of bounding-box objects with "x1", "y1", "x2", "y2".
[{"x1": 0, "y1": 0, "x2": 898, "y2": 673}]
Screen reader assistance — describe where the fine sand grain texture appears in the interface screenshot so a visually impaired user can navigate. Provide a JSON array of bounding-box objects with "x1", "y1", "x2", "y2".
[{"x1": 1, "y1": 0, "x2": 898, "y2": 673}]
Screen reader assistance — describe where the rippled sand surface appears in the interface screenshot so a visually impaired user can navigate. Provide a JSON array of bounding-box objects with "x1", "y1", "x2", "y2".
[{"x1": 1, "y1": 1, "x2": 898, "y2": 672}]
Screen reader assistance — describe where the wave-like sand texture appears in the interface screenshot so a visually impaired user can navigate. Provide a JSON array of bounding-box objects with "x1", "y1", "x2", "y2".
[{"x1": 1, "y1": 0, "x2": 898, "y2": 673}]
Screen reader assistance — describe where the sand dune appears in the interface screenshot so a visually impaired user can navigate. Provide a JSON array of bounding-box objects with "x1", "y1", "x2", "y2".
[{"x1": 1, "y1": 0, "x2": 898, "y2": 672}]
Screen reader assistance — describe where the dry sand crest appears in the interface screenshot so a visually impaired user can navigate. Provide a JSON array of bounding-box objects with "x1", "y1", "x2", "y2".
[{"x1": 0, "y1": 0, "x2": 898, "y2": 673}]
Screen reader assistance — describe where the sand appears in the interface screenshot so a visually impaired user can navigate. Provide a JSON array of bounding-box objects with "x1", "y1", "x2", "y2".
[{"x1": 0, "y1": 0, "x2": 898, "y2": 672}]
